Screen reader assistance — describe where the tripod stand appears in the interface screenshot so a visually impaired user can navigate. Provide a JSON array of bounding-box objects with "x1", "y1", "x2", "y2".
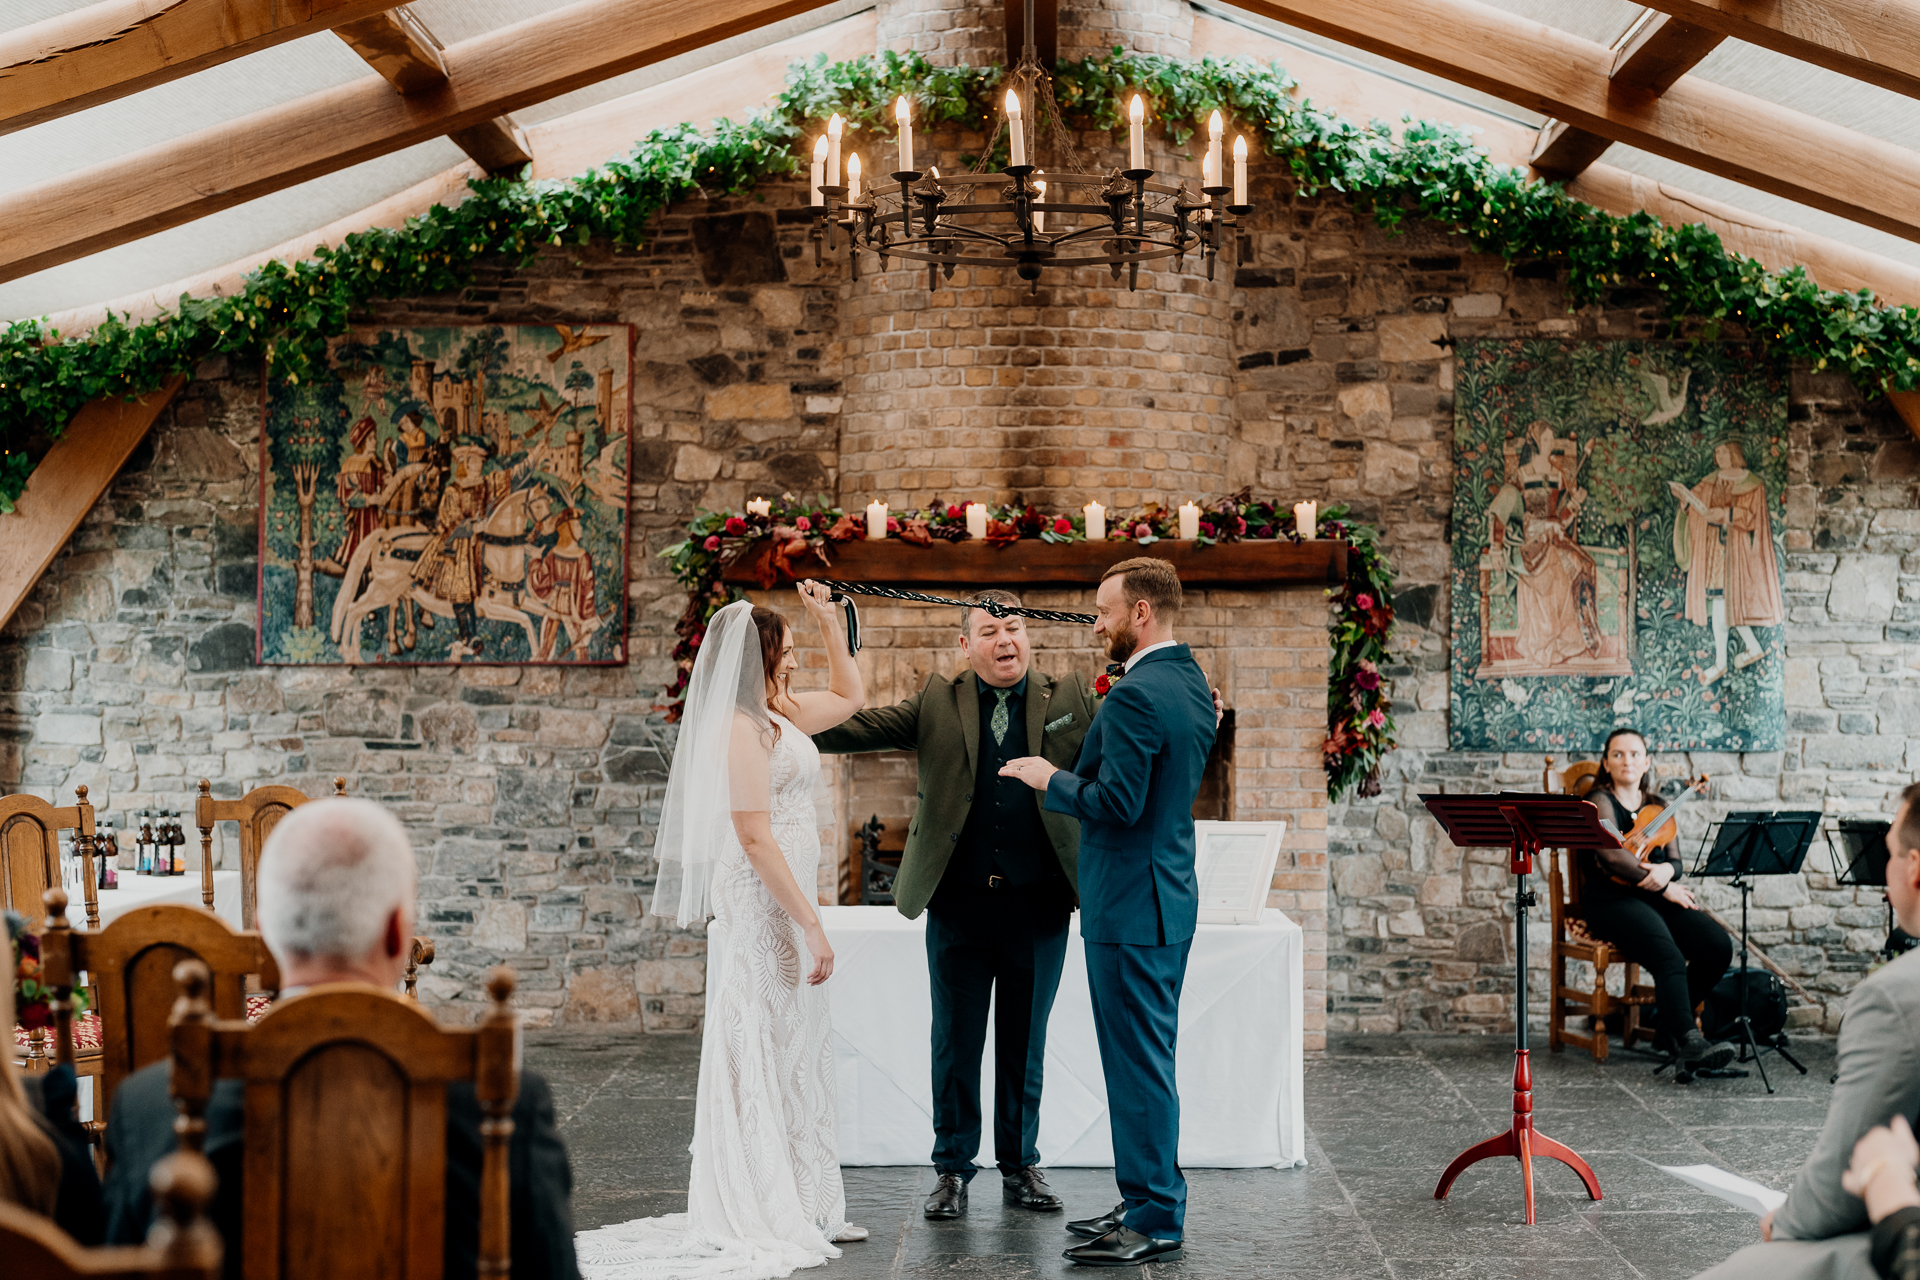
[
  {"x1": 1693, "y1": 811, "x2": 1820, "y2": 1094},
  {"x1": 1421, "y1": 793, "x2": 1610, "y2": 1224}
]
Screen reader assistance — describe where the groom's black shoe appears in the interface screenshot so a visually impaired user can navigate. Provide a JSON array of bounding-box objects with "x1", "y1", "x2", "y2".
[
  {"x1": 1003, "y1": 1167, "x2": 1063, "y2": 1211},
  {"x1": 924, "y1": 1173, "x2": 967, "y2": 1219},
  {"x1": 1064, "y1": 1226, "x2": 1183, "y2": 1266},
  {"x1": 1066, "y1": 1202, "x2": 1126, "y2": 1238}
]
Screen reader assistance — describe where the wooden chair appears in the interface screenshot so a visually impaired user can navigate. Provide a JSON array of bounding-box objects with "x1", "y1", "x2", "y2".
[
  {"x1": 2, "y1": 786, "x2": 99, "y2": 929},
  {"x1": 0, "y1": 1150, "x2": 221, "y2": 1279},
  {"x1": 38, "y1": 888, "x2": 279, "y2": 1133},
  {"x1": 1542, "y1": 757, "x2": 1655, "y2": 1062},
  {"x1": 194, "y1": 778, "x2": 344, "y2": 927},
  {"x1": 169, "y1": 958, "x2": 521, "y2": 1279}
]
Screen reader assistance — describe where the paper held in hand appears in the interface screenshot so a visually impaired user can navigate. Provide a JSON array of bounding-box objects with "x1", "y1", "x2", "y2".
[
  {"x1": 1194, "y1": 820, "x2": 1287, "y2": 924},
  {"x1": 1657, "y1": 1164, "x2": 1787, "y2": 1216}
]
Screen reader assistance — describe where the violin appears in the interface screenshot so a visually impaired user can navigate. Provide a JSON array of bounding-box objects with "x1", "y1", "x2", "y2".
[{"x1": 1582, "y1": 773, "x2": 1710, "y2": 882}]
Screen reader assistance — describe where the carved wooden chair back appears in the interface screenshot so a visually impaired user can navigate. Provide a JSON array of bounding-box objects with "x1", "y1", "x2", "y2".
[
  {"x1": 193, "y1": 778, "x2": 343, "y2": 927},
  {"x1": 39, "y1": 890, "x2": 278, "y2": 1129},
  {"x1": 168, "y1": 960, "x2": 521, "y2": 1280},
  {"x1": 0, "y1": 1149, "x2": 221, "y2": 1279},
  {"x1": 1, "y1": 787, "x2": 98, "y2": 928}
]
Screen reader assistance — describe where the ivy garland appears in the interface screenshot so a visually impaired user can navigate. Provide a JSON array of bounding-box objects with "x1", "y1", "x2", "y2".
[
  {"x1": 7, "y1": 46, "x2": 1920, "y2": 514},
  {"x1": 660, "y1": 492, "x2": 1397, "y2": 801}
]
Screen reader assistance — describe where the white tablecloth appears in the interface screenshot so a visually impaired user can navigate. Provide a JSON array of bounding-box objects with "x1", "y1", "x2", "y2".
[
  {"x1": 87, "y1": 869, "x2": 242, "y2": 928},
  {"x1": 822, "y1": 905, "x2": 1305, "y2": 1169}
]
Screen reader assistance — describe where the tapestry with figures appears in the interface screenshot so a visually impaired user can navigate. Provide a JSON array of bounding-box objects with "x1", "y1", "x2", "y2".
[
  {"x1": 259, "y1": 324, "x2": 632, "y2": 665},
  {"x1": 1449, "y1": 339, "x2": 1788, "y2": 752}
]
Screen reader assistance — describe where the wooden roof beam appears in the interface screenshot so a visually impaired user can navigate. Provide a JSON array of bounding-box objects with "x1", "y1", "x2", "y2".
[
  {"x1": 0, "y1": 0, "x2": 400, "y2": 137},
  {"x1": 1533, "y1": 11, "x2": 1724, "y2": 178},
  {"x1": 1231, "y1": 0, "x2": 1920, "y2": 244},
  {"x1": 1636, "y1": 0, "x2": 1920, "y2": 102},
  {"x1": 335, "y1": 8, "x2": 532, "y2": 175}
]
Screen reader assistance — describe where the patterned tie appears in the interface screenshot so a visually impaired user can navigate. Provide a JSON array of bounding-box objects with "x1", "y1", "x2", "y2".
[{"x1": 991, "y1": 687, "x2": 1012, "y2": 746}]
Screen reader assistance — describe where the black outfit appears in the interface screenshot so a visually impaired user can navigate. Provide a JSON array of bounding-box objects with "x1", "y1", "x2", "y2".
[
  {"x1": 101, "y1": 1059, "x2": 580, "y2": 1280},
  {"x1": 21, "y1": 1065, "x2": 106, "y2": 1245},
  {"x1": 1874, "y1": 1204, "x2": 1920, "y2": 1280},
  {"x1": 1577, "y1": 790, "x2": 1733, "y2": 1047},
  {"x1": 926, "y1": 674, "x2": 1074, "y2": 1182}
]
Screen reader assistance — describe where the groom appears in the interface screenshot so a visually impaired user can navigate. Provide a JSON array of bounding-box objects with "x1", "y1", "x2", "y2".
[{"x1": 1000, "y1": 557, "x2": 1216, "y2": 1267}]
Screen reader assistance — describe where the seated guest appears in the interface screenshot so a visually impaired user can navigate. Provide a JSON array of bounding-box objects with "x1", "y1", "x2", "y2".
[
  {"x1": 100, "y1": 798, "x2": 580, "y2": 1280},
  {"x1": 1577, "y1": 728, "x2": 1735, "y2": 1071},
  {"x1": 1696, "y1": 782, "x2": 1920, "y2": 1280},
  {"x1": 3, "y1": 926, "x2": 104, "y2": 1244},
  {"x1": 1842, "y1": 1116, "x2": 1920, "y2": 1280}
]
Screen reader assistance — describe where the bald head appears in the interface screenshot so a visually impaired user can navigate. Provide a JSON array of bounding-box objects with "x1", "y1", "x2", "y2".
[{"x1": 257, "y1": 798, "x2": 417, "y2": 987}]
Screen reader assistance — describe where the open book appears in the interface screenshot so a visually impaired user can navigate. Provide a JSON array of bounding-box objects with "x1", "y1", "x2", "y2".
[{"x1": 1658, "y1": 1164, "x2": 1787, "y2": 1216}]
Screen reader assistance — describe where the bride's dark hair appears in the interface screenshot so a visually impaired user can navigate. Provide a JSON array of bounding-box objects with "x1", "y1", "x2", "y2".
[{"x1": 750, "y1": 605, "x2": 791, "y2": 740}]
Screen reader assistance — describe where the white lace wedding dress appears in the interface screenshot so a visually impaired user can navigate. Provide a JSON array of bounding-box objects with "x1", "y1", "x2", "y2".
[{"x1": 577, "y1": 713, "x2": 851, "y2": 1279}]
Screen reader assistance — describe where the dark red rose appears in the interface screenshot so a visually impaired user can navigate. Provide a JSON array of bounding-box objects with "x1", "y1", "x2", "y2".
[{"x1": 724, "y1": 516, "x2": 747, "y2": 535}]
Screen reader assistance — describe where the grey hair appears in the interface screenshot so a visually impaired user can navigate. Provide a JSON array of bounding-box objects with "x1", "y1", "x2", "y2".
[
  {"x1": 256, "y1": 798, "x2": 417, "y2": 966},
  {"x1": 961, "y1": 588, "x2": 1024, "y2": 635}
]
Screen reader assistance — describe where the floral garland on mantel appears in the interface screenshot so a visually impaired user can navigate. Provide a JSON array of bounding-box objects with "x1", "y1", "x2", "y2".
[
  {"x1": 661, "y1": 492, "x2": 1397, "y2": 801},
  {"x1": 7, "y1": 46, "x2": 1920, "y2": 508}
]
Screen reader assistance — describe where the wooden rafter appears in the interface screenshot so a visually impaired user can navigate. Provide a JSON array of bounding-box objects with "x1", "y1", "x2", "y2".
[
  {"x1": 0, "y1": 377, "x2": 185, "y2": 634},
  {"x1": 1232, "y1": 0, "x2": 1920, "y2": 245},
  {"x1": 1635, "y1": 0, "x2": 1920, "y2": 102},
  {"x1": 0, "y1": 0, "x2": 839, "y2": 285},
  {"x1": 1533, "y1": 11, "x2": 1724, "y2": 179},
  {"x1": 333, "y1": 8, "x2": 532, "y2": 175},
  {"x1": 0, "y1": 0, "x2": 399, "y2": 137}
]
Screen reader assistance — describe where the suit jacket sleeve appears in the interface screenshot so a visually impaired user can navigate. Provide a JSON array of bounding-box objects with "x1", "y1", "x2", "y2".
[
  {"x1": 1776, "y1": 977, "x2": 1920, "y2": 1241},
  {"x1": 811, "y1": 687, "x2": 923, "y2": 754},
  {"x1": 1042, "y1": 679, "x2": 1159, "y2": 829},
  {"x1": 445, "y1": 1071, "x2": 579, "y2": 1280}
]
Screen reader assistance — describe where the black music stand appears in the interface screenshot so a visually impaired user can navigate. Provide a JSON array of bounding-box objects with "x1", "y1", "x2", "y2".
[
  {"x1": 1827, "y1": 820, "x2": 1920, "y2": 961},
  {"x1": 1691, "y1": 810, "x2": 1820, "y2": 1092},
  {"x1": 1420, "y1": 793, "x2": 1609, "y2": 1224}
]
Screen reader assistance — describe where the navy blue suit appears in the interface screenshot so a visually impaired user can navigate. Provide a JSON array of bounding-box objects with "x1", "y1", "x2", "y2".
[{"x1": 1042, "y1": 643, "x2": 1215, "y2": 1240}]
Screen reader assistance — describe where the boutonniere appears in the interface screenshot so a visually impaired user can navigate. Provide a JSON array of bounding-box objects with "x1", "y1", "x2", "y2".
[{"x1": 1091, "y1": 664, "x2": 1123, "y2": 699}]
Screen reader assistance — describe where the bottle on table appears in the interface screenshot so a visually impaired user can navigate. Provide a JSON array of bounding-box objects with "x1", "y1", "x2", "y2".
[
  {"x1": 157, "y1": 811, "x2": 175, "y2": 876},
  {"x1": 113, "y1": 819, "x2": 135, "y2": 872},
  {"x1": 98, "y1": 822, "x2": 118, "y2": 890},
  {"x1": 137, "y1": 811, "x2": 154, "y2": 875},
  {"x1": 170, "y1": 812, "x2": 188, "y2": 876}
]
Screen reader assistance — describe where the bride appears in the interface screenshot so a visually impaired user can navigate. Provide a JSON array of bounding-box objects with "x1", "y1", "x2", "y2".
[{"x1": 578, "y1": 582, "x2": 866, "y2": 1278}]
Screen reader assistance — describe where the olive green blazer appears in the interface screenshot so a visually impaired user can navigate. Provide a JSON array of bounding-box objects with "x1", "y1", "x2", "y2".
[{"x1": 812, "y1": 667, "x2": 1099, "y2": 918}]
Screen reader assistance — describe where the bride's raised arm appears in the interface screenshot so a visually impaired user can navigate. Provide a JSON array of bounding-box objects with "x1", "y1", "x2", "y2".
[
  {"x1": 778, "y1": 579, "x2": 865, "y2": 735},
  {"x1": 727, "y1": 711, "x2": 834, "y2": 985}
]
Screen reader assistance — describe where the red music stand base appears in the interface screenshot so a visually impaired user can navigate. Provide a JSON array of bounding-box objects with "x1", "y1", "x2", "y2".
[{"x1": 1434, "y1": 1049, "x2": 1602, "y2": 1224}]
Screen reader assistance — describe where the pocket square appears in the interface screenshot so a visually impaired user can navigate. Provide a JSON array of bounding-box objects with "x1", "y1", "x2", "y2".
[{"x1": 1044, "y1": 713, "x2": 1076, "y2": 732}]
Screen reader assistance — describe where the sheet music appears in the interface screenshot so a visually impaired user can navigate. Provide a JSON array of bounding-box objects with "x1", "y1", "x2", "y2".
[
  {"x1": 1194, "y1": 821, "x2": 1285, "y2": 924},
  {"x1": 1656, "y1": 1164, "x2": 1786, "y2": 1216}
]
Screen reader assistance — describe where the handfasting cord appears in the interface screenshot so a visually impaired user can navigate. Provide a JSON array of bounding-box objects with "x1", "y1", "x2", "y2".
[{"x1": 817, "y1": 582, "x2": 1097, "y2": 656}]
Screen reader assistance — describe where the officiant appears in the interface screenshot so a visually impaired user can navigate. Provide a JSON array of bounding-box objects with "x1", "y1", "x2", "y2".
[{"x1": 813, "y1": 590, "x2": 1097, "y2": 1220}]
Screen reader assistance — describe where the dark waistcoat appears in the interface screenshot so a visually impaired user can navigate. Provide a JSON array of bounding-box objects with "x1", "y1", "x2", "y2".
[{"x1": 944, "y1": 682, "x2": 1054, "y2": 892}]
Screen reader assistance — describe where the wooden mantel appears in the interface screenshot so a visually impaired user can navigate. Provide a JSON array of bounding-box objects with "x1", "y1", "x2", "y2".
[{"x1": 721, "y1": 537, "x2": 1349, "y2": 589}]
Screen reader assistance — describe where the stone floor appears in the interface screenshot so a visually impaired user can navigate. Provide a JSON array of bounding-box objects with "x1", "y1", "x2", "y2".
[{"x1": 528, "y1": 1029, "x2": 1839, "y2": 1279}]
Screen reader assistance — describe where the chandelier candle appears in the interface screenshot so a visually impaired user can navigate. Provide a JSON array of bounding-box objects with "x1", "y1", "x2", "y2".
[
  {"x1": 826, "y1": 113, "x2": 843, "y2": 189},
  {"x1": 1084, "y1": 501, "x2": 1106, "y2": 541},
  {"x1": 1006, "y1": 90, "x2": 1026, "y2": 168},
  {"x1": 895, "y1": 95, "x2": 914, "y2": 174},
  {"x1": 1179, "y1": 502, "x2": 1202, "y2": 540},
  {"x1": 1128, "y1": 94, "x2": 1146, "y2": 170},
  {"x1": 1207, "y1": 110, "x2": 1223, "y2": 194},
  {"x1": 865, "y1": 500, "x2": 887, "y2": 540},
  {"x1": 1294, "y1": 500, "x2": 1318, "y2": 540},
  {"x1": 1033, "y1": 177, "x2": 1046, "y2": 234},
  {"x1": 1233, "y1": 136, "x2": 1249, "y2": 206},
  {"x1": 847, "y1": 153, "x2": 862, "y2": 202},
  {"x1": 966, "y1": 503, "x2": 989, "y2": 539}
]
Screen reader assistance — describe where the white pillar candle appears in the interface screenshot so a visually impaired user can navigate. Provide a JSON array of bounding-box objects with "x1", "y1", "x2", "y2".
[
  {"x1": 1128, "y1": 94, "x2": 1145, "y2": 170},
  {"x1": 1179, "y1": 501, "x2": 1201, "y2": 540},
  {"x1": 1033, "y1": 177, "x2": 1046, "y2": 234},
  {"x1": 1207, "y1": 109, "x2": 1223, "y2": 190},
  {"x1": 847, "y1": 153, "x2": 861, "y2": 202},
  {"x1": 1294, "y1": 500, "x2": 1318, "y2": 540},
  {"x1": 1083, "y1": 501, "x2": 1105, "y2": 542},
  {"x1": 1006, "y1": 90, "x2": 1025, "y2": 167},
  {"x1": 826, "y1": 113, "x2": 843, "y2": 188},
  {"x1": 747, "y1": 497, "x2": 772, "y2": 517},
  {"x1": 965, "y1": 503, "x2": 989, "y2": 539},
  {"x1": 810, "y1": 136, "x2": 826, "y2": 206},
  {"x1": 866, "y1": 499, "x2": 888, "y2": 540},
  {"x1": 895, "y1": 95, "x2": 914, "y2": 174},
  {"x1": 1233, "y1": 135, "x2": 1248, "y2": 205}
]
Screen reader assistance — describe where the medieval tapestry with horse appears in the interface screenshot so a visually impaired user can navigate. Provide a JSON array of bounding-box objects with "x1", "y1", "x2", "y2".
[{"x1": 259, "y1": 324, "x2": 633, "y2": 665}]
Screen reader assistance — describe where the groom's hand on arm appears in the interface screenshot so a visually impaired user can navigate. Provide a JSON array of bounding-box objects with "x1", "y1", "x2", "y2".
[{"x1": 999, "y1": 757, "x2": 1059, "y2": 790}]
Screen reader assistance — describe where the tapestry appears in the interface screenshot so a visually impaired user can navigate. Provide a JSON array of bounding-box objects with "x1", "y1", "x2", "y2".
[
  {"x1": 1449, "y1": 340, "x2": 1788, "y2": 752},
  {"x1": 259, "y1": 324, "x2": 632, "y2": 665}
]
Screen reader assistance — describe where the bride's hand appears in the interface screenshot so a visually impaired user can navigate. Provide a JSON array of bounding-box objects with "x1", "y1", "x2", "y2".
[
  {"x1": 796, "y1": 579, "x2": 838, "y2": 632},
  {"x1": 802, "y1": 920, "x2": 835, "y2": 985}
]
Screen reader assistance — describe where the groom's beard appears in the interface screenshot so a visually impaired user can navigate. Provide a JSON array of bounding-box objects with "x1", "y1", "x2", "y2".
[{"x1": 1103, "y1": 619, "x2": 1138, "y2": 665}]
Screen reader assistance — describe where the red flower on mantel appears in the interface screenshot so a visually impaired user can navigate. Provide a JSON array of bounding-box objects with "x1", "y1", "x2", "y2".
[
  {"x1": 724, "y1": 516, "x2": 747, "y2": 535},
  {"x1": 1053, "y1": 515, "x2": 1073, "y2": 535},
  {"x1": 985, "y1": 519, "x2": 1022, "y2": 547}
]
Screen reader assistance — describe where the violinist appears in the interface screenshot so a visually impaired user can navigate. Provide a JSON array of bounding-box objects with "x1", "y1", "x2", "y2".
[{"x1": 1578, "y1": 728, "x2": 1738, "y2": 1073}]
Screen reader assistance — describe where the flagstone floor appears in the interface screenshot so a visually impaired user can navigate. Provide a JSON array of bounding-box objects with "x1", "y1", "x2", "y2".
[{"x1": 530, "y1": 1029, "x2": 1840, "y2": 1279}]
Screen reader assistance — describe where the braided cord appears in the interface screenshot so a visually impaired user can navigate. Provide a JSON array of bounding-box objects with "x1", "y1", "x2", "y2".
[{"x1": 820, "y1": 581, "x2": 1096, "y2": 624}]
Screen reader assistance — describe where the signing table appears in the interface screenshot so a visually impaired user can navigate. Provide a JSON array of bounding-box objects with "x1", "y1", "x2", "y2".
[
  {"x1": 822, "y1": 905, "x2": 1305, "y2": 1169},
  {"x1": 91, "y1": 868, "x2": 242, "y2": 928}
]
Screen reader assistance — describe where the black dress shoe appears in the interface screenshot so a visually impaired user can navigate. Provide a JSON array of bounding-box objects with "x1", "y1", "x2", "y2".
[
  {"x1": 1064, "y1": 1226, "x2": 1183, "y2": 1266},
  {"x1": 1003, "y1": 1167, "x2": 1064, "y2": 1211},
  {"x1": 1066, "y1": 1202, "x2": 1127, "y2": 1238},
  {"x1": 924, "y1": 1173, "x2": 967, "y2": 1219}
]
